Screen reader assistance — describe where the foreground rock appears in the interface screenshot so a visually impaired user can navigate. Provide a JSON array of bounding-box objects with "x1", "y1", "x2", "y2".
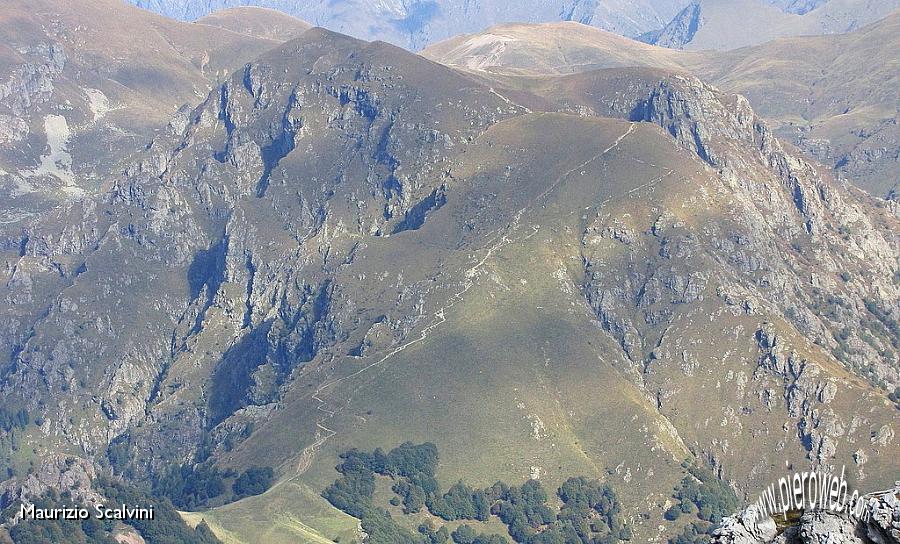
[{"x1": 712, "y1": 483, "x2": 900, "y2": 543}]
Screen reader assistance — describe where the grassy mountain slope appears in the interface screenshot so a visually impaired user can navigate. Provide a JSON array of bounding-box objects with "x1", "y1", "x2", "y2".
[
  {"x1": 195, "y1": 6, "x2": 311, "y2": 42},
  {"x1": 421, "y1": 22, "x2": 685, "y2": 75},
  {"x1": 1, "y1": 17, "x2": 897, "y2": 544},
  {"x1": 422, "y1": 13, "x2": 899, "y2": 198}
]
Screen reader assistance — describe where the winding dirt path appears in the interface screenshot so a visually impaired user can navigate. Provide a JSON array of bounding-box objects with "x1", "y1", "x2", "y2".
[{"x1": 291, "y1": 122, "x2": 637, "y2": 477}]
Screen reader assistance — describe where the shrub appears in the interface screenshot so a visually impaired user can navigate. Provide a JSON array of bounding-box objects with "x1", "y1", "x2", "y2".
[{"x1": 232, "y1": 466, "x2": 274, "y2": 498}]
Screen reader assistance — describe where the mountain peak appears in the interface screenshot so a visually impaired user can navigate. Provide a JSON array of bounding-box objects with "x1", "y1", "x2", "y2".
[{"x1": 195, "y1": 6, "x2": 312, "y2": 41}]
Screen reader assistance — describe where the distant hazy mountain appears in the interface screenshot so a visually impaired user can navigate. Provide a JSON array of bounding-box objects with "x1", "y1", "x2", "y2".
[
  {"x1": 767, "y1": 0, "x2": 828, "y2": 13},
  {"x1": 640, "y1": 0, "x2": 900, "y2": 50},
  {"x1": 126, "y1": 0, "x2": 694, "y2": 49},
  {"x1": 126, "y1": 0, "x2": 897, "y2": 51}
]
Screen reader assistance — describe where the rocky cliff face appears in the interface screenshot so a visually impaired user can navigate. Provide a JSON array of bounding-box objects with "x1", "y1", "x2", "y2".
[
  {"x1": 528, "y1": 69, "x2": 899, "y2": 491},
  {"x1": 1, "y1": 26, "x2": 522, "y2": 474},
  {"x1": 639, "y1": 2, "x2": 702, "y2": 48},
  {"x1": 0, "y1": 0, "x2": 301, "y2": 225}
]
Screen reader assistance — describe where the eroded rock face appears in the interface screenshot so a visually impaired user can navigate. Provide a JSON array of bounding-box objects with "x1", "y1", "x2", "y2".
[
  {"x1": 0, "y1": 27, "x2": 523, "y2": 477},
  {"x1": 574, "y1": 70, "x2": 898, "y2": 490},
  {"x1": 0, "y1": 455, "x2": 102, "y2": 515},
  {"x1": 712, "y1": 484, "x2": 900, "y2": 544},
  {"x1": 714, "y1": 505, "x2": 779, "y2": 543}
]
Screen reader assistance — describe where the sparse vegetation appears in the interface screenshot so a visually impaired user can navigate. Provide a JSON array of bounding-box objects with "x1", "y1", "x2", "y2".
[
  {"x1": 888, "y1": 386, "x2": 900, "y2": 407},
  {"x1": 0, "y1": 408, "x2": 29, "y2": 434},
  {"x1": 666, "y1": 521, "x2": 711, "y2": 544},
  {"x1": 672, "y1": 463, "x2": 738, "y2": 524}
]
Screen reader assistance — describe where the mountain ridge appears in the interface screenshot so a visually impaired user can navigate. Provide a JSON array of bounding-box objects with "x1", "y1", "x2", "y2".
[
  {"x1": 125, "y1": 0, "x2": 898, "y2": 52},
  {"x1": 423, "y1": 13, "x2": 900, "y2": 197},
  {"x1": 0, "y1": 5, "x2": 898, "y2": 544},
  {"x1": 195, "y1": 6, "x2": 312, "y2": 41}
]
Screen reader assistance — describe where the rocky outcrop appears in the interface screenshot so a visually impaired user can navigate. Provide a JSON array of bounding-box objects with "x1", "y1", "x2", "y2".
[
  {"x1": 622, "y1": 74, "x2": 898, "y2": 387},
  {"x1": 574, "y1": 68, "x2": 897, "y2": 502},
  {"x1": 712, "y1": 483, "x2": 900, "y2": 543},
  {"x1": 0, "y1": 455, "x2": 102, "y2": 517},
  {"x1": 0, "y1": 42, "x2": 66, "y2": 117},
  {"x1": 714, "y1": 505, "x2": 778, "y2": 543},
  {"x1": 1, "y1": 27, "x2": 522, "y2": 479}
]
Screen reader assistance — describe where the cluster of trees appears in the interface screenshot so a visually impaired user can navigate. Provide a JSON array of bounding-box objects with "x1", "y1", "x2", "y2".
[
  {"x1": 359, "y1": 509, "x2": 427, "y2": 544},
  {"x1": 323, "y1": 443, "x2": 631, "y2": 544},
  {"x1": 489, "y1": 480, "x2": 554, "y2": 542},
  {"x1": 413, "y1": 521, "x2": 506, "y2": 544},
  {"x1": 449, "y1": 525, "x2": 507, "y2": 544},
  {"x1": 153, "y1": 463, "x2": 229, "y2": 510},
  {"x1": 665, "y1": 464, "x2": 738, "y2": 525},
  {"x1": 446, "y1": 482, "x2": 492, "y2": 521},
  {"x1": 663, "y1": 463, "x2": 739, "y2": 544},
  {"x1": 153, "y1": 463, "x2": 275, "y2": 510},
  {"x1": 0, "y1": 409, "x2": 28, "y2": 480},
  {"x1": 6, "y1": 493, "x2": 120, "y2": 544},
  {"x1": 665, "y1": 522, "x2": 710, "y2": 544},
  {"x1": 232, "y1": 466, "x2": 274, "y2": 499},
  {"x1": 553, "y1": 477, "x2": 629, "y2": 543},
  {"x1": 4, "y1": 481, "x2": 221, "y2": 544},
  {"x1": 104, "y1": 435, "x2": 132, "y2": 477},
  {"x1": 863, "y1": 298, "x2": 899, "y2": 350},
  {"x1": 0, "y1": 408, "x2": 28, "y2": 434},
  {"x1": 99, "y1": 479, "x2": 221, "y2": 544},
  {"x1": 321, "y1": 443, "x2": 436, "y2": 542}
]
